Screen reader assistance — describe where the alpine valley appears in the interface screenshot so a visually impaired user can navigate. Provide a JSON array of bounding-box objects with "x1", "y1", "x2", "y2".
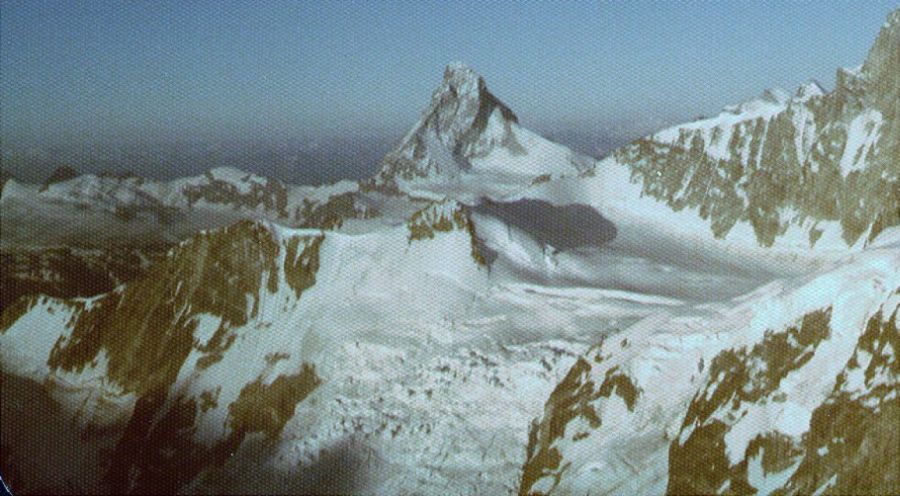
[{"x1": 1, "y1": 10, "x2": 898, "y2": 496}]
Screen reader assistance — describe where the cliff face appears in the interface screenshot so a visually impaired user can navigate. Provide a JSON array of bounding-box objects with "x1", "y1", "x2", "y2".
[
  {"x1": 0, "y1": 220, "x2": 325, "y2": 493},
  {"x1": 614, "y1": 13, "x2": 899, "y2": 248},
  {"x1": 668, "y1": 295, "x2": 899, "y2": 495},
  {"x1": 182, "y1": 168, "x2": 290, "y2": 218},
  {"x1": 407, "y1": 199, "x2": 493, "y2": 266}
]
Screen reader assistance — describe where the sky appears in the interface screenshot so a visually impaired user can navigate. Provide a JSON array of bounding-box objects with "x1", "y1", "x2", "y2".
[{"x1": 1, "y1": 0, "x2": 897, "y2": 180}]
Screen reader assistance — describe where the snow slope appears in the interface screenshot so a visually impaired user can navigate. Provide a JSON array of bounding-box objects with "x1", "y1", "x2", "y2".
[{"x1": 520, "y1": 242, "x2": 899, "y2": 495}]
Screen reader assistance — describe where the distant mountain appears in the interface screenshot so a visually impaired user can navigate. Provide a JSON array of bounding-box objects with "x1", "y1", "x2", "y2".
[
  {"x1": 374, "y1": 62, "x2": 596, "y2": 201},
  {"x1": 0, "y1": 166, "x2": 366, "y2": 248},
  {"x1": 1, "y1": 134, "x2": 396, "y2": 187}
]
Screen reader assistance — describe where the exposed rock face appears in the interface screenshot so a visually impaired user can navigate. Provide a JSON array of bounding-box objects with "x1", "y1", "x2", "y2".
[
  {"x1": 0, "y1": 220, "x2": 325, "y2": 493},
  {"x1": 295, "y1": 191, "x2": 379, "y2": 229},
  {"x1": 183, "y1": 168, "x2": 289, "y2": 217},
  {"x1": 407, "y1": 199, "x2": 492, "y2": 266},
  {"x1": 0, "y1": 244, "x2": 170, "y2": 313},
  {"x1": 614, "y1": 12, "x2": 899, "y2": 248},
  {"x1": 669, "y1": 297, "x2": 899, "y2": 495},
  {"x1": 520, "y1": 352, "x2": 641, "y2": 495}
]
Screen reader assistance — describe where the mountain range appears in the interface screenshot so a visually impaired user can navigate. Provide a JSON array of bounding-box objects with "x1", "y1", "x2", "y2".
[{"x1": 1, "y1": 9, "x2": 898, "y2": 495}]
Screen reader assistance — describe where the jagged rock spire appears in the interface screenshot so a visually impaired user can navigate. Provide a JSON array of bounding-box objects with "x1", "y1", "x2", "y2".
[
  {"x1": 376, "y1": 63, "x2": 523, "y2": 183},
  {"x1": 424, "y1": 62, "x2": 519, "y2": 139},
  {"x1": 862, "y1": 9, "x2": 900, "y2": 80}
]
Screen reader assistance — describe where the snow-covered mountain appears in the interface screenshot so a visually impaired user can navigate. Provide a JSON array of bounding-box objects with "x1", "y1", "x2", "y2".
[
  {"x1": 374, "y1": 62, "x2": 596, "y2": 201},
  {"x1": 1, "y1": 9, "x2": 898, "y2": 496},
  {"x1": 502, "y1": 15, "x2": 898, "y2": 278},
  {"x1": 519, "y1": 245, "x2": 898, "y2": 495},
  {"x1": 0, "y1": 208, "x2": 592, "y2": 494},
  {"x1": 1, "y1": 166, "x2": 362, "y2": 222},
  {"x1": 0, "y1": 166, "x2": 366, "y2": 248},
  {"x1": 607, "y1": 11, "x2": 898, "y2": 250},
  {"x1": 519, "y1": 11, "x2": 900, "y2": 495}
]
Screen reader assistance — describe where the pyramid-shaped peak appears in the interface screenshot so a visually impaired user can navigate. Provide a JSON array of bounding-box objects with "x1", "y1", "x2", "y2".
[
  {"x1": 440, "y1": 62, "x2": 485, "y2": 98},
  {"x1": 374, "y1": 63, "x2": 526, "y2": 186},
  {"x1": 423, "y1": 62, "x2": 519, "y2": 130},
  {"x1": 444, "y1": 61, "x2": 479, "y2": 80}
]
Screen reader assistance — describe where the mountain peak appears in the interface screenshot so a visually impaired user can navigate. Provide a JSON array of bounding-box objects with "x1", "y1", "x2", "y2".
[
  {"x1": 885, "y1": 8, "x2": 900, "y2": 29},
  {"x1": 861, "y1": 8, "x2": 900, "y2": 92},
  {"x1": 442, "y1": 62, "x2": 481, "y2": 96},
  {"x1": 376, "y1": 63, "x2": 524, "y2": 185},
  {"x1": 722, "y1": 87, "x2": 791, "y2": 114},
  {"x1": 795, "y1": 79, "x2": 826, "y2": 100},
  {"x1": 427, "y1": 62, "x2": 519, "y2": 128}
]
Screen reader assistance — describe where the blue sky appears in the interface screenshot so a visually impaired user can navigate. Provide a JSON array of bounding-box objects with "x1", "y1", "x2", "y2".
[{"x1": 1, "y1": 0, "x2": 896, "y2": 148}]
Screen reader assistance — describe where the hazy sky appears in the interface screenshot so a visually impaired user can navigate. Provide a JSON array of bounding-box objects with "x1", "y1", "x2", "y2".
[{"x1": 1, "y1": 0, "x2": 896, "y2": 148}]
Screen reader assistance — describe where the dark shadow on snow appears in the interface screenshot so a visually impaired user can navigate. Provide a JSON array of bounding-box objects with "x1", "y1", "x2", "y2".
[{"x1": 473, "y1": 198, "x2": 617, "y2": 251}]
